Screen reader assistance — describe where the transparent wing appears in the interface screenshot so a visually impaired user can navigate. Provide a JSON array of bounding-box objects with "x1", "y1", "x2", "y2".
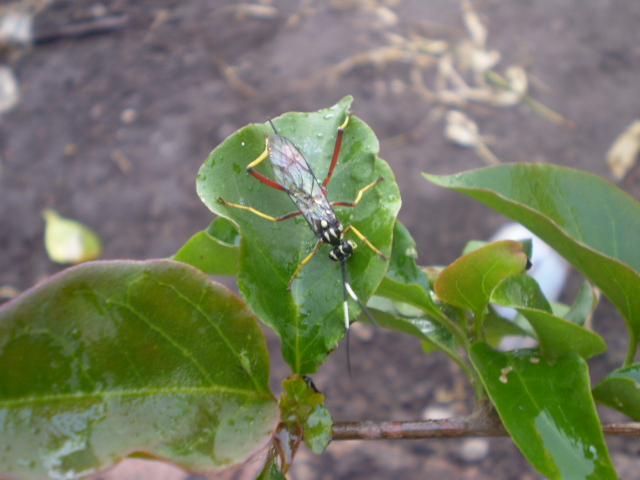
[{"x1": 268, "y1": 135, "x2": 338, "y2": 236}]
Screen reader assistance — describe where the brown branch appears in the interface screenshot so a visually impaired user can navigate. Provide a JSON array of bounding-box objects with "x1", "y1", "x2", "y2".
[
  {"x1": 333, "y1": 402, "x2": 507, "y2": 440},
  {"x1": 602, "y1": 423, "x2": 640, "y2": 436},
  {"x1": 332, "y1": 405, "x2": 640, "y2": 440}
]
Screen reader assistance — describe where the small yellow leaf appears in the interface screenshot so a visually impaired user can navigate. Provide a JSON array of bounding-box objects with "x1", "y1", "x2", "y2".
[
  {"x1": 43, "y1": 208, "x2": 102, "y2": 264},
  {"x1": 606, "y1": 119, "x2": 640, "y2": 181}
]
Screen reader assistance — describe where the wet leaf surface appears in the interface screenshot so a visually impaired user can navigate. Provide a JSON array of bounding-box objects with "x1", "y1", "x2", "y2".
[
  {"x1": 470, "y1": 343, "x2": 616, "y2": 480},
  {"x1": 197, "y1": 98, "x2": 401, "y2": 373},
  {"x1": 0, "y1": 260, "x2": 278, "y2": 479}
]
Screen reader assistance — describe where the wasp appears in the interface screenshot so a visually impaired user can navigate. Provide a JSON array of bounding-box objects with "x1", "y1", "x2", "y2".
[{"x1": 218, "y1": 113, "x2": 386, "y2": 337}]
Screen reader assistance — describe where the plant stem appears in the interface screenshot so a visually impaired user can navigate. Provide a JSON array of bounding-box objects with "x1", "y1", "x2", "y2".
[
  {"x1": 429, "y1": 309, "x2": 487, "y2": 401},
  {"x1": 332, "y1": 415, "x2": 640, "y2": 440}
]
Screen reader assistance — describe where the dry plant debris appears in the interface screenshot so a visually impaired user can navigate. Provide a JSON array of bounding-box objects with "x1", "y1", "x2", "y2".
[
  {"x1": 606, "y1": 119, "x2": 640, "y2": 181},
  {"x1": 222, "y1": 0, "x2": 572, "y2": 166}
]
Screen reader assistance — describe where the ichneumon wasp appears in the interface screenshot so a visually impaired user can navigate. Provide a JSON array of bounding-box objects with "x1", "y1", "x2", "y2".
[{"x1": 217, "y1": 113, "x2": 386, "y2": 341}]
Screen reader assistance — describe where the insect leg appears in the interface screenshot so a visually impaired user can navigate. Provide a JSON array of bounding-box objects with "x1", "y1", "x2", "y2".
[
  {"x1": 217, "y1": 197, "x2": 304, "y2": 222},
  {"x1": 247, "y1": 138, "x2": 288, "y2": 192},
  {"x1": 322, "y1": 113, "x2": 351, "y2": 188},
  {"x1": 287, "y1": 238, "x2": 323, "y2": 290},
  {"x1": 342, "y1": 225, "x2": 388, "y2": 260},
  {"x1": 330, "y1": 176, "x2": 384, "y2": 208}
]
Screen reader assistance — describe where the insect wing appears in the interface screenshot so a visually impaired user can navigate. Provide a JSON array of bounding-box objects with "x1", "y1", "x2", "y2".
[
  {"x1": 268, "y1": 135, "x2": 337, "y2": 236},
  {"x1": 268, "y1": 135, "x2": 320, "y2": 197}
]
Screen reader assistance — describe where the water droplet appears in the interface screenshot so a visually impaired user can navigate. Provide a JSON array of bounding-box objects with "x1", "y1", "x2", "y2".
[
  {"x1": 324, "y1": 113, "x2": 335, "y2": 119},
  {"x1": 241, "y1": 142, "x2": 246, "y2": 146},
  {"x1": 233, "y1": 163, "x2": 242, "y2": 173},
  {"x1": 248, "y1": 185, "x2": 254, "y2": 191},
  {"x1": 317, "y1": 133, "x2": 324, "y2": 138}
]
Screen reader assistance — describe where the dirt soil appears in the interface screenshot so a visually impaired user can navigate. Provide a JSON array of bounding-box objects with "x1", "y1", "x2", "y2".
[{"x1": 1, "y1": 1, "x2": 640, "y2": 479}]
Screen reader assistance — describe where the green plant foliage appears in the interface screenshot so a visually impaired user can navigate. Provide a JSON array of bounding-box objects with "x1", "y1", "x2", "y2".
[
  {"x1": 374, "y1": 221, "x2": 444, "y2": 323},
  {"x1": 255, "y1": 455, "x2": 287, "y2": 480},
  {"x1": 196, "y1": 97, "x2": 401, "y2": 373},
  {"x1": 593, "y1": 364, "x2": 640, "y2": 420},
  {"x1": 491, "y1": 275, "x2": 606, "y2": 360},
  {"x1": 369, "y1": 307, "x2": 458, "y2": 362},
  {"x1": 564, "y1": 281, "x2": 597, "y2": 326},
  {"x1": 0, "y1": 260, "x2": 278, "y2": 479},
  {"x1": 434, "y1": 240, "x2": 529, "y2": 321},
  {"x1": 425, "y1": 164, "x2": 640, "y2": 363},
  {"x1": 172, "y1": 217, "x2": 240, "y2": 275},
  {"x1": 279, "y1": 375, "x2": 333, "y2": 454},
  {"x1": 470, "y1": 343, "x2": 617, "y2": 480}
]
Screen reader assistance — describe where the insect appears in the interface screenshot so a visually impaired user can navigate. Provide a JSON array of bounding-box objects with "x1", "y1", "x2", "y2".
[{"x1": 217, "y1": 113, "x2": 386, "y2": 337}]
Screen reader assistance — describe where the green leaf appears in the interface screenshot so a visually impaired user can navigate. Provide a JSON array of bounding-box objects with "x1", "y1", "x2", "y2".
[
  {"x1": 375, "y1": 221, "x2": 444, "y2": 322},
  {"x1": 564, "y1": 281, "x2": 597, "y2": 326},
  {"x1": 367, "y1": 304, "x2": 457, "y2": 359},
  {"x1": 491, "y1": 275, "x2": 606, "y2": 360},
  {"x1": 43, "y1": 208, "x2": 102, "y2": 264},
  {"x1": 470, "y1": 343, "x2": 617, "y2": 480},
  {"x1": 172, "y1": 217, "x2": 241, "y2": 275},
  {"x1": 593, "y1": 364, "x2": 640, "y2": 420},
  {"x1": 280, "y1": 375, "x2": 332, "y2": 454},
  {"x1": 197, "y1": 97, "x2": 401, "y2": 373},
  {"x1": 462, "y1": 239, "x2": 488, "y2": 255},
  {"x1": 255, "y1": 455, "x2": 287, "y2": 480},
  {"x1": 425, "y1": 164, "x2": 640, "y2": 362},
  {"x1": 484, "y1": 308, "x2": 534, "y2": 347},
  {"x1": 491, "y1": 274, "x2": 552, "y2": 312},
  {"x1": 434, "y1": 240, "x2": 529, "y2": 321},
  {"x1": 0, "y1": 260, "x2": 278, "y2": 480}
]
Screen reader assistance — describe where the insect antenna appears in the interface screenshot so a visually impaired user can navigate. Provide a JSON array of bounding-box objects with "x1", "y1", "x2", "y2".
[
  {"x1": 340, "y1": 259, "x2": 380, "y2": 377},
  {"x1": 267, "y1": 118, "x2": 279, "y2": 134}
]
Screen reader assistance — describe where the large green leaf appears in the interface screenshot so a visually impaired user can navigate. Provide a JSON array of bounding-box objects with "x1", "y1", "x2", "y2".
[
  {"x1": 172, "y1": 217, "x2": 240, "y2": 275},
  {"x1": 197, "y1": 97, "x2": 401, "y2": 373},
  {"x1": 491, "y1": 275, "x2": 606, "y2": 360},
  {"x1": 0, "y1": 260, "x2": 278, "y2": 479},
  {"x1": 470, "y1": 343, "x2": 617, "y2": 480},
  {"x1": 592, "y1": 364, "x2": 640, "y2": 420},
  {"x1": 425, "y1": 164, "x2": 640, "y2": 362}
]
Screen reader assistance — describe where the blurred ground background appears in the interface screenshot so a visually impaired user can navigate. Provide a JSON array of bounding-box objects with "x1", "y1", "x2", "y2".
[{"x1": 1, "y1": 0, "x2": 640, "y2": 479}]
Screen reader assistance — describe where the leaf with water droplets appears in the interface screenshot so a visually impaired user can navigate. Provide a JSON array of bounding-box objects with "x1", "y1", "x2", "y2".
[
  {"x1": 470, "y1": 343, "x2": 616, "y2": 480},
  {"x1": 197, "y1": 97, "x2": 401, "y2": 373},
  {"x1": 0, "y1": 260, "x2": 278, "y2": 479}
]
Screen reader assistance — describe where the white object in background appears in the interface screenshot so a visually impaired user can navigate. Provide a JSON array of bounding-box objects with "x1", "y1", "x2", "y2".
[
  {"x1": 490, "y1": 222, "x2": 569, "y2": 309},
  {"x1": 489, "y1": 223, "x2": 569, "y2": 350}
]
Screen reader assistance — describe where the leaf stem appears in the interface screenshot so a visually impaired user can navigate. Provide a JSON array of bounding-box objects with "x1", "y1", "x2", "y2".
[{"x1": 428, "y1": 309, "x2": 487, "y2": 401}]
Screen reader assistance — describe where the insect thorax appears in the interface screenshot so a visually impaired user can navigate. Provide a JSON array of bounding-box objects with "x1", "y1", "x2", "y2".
[
  {"x1": 329, "y1": 239, "x2": 357, "y2": 262},
  {"x1": 317, "y1": 217, "x2": 343, "y2": 246}
]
